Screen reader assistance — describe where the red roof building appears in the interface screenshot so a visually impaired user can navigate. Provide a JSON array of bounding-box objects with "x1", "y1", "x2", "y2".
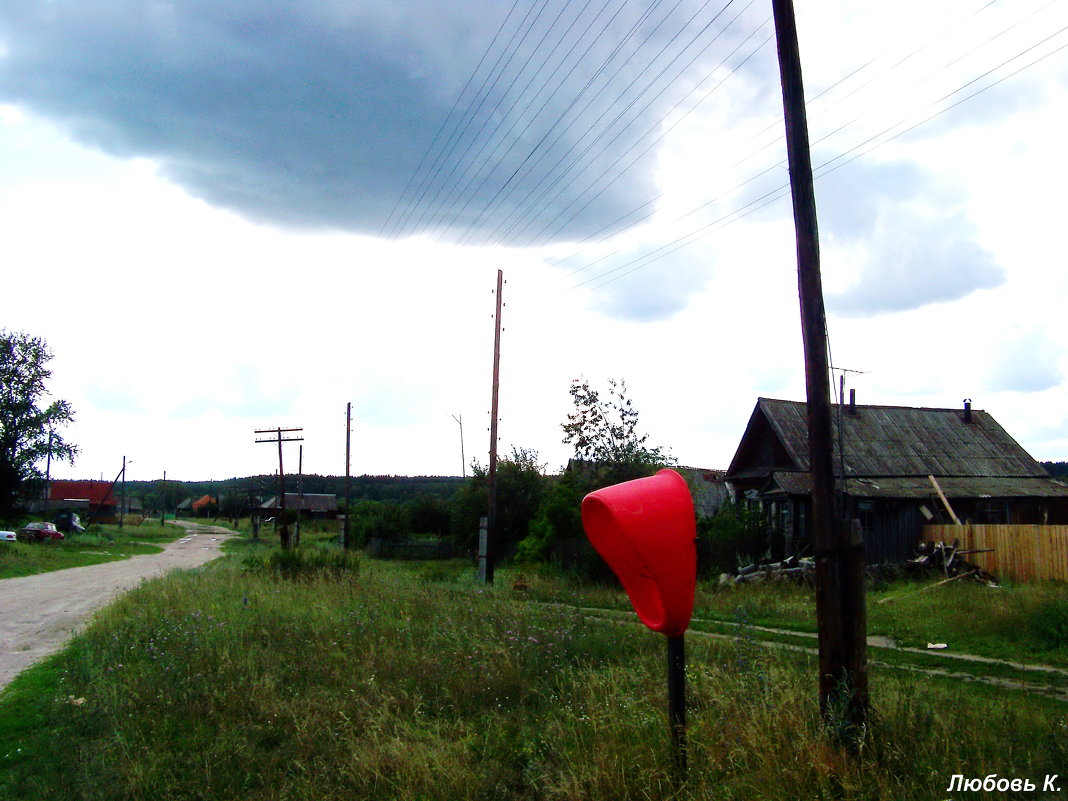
[{"x1": 48, "y1": 480, "x2": 117, "y2": 507}]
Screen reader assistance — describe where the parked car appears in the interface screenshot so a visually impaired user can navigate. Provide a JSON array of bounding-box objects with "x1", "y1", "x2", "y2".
[
  {"x1": 0, "y1": 530, "x2": 16, "y2": 543},
  {"x1": 17, "y1": 521, "x2": 64, "y2": 542},
  {"x1": 53, "y1": 511, "x2": 86, "y2": 533}
]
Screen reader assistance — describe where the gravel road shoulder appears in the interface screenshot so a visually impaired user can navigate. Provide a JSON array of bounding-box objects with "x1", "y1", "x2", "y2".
[{"x1": 0, "y1": 522, "x2": 234, "y2": 692}]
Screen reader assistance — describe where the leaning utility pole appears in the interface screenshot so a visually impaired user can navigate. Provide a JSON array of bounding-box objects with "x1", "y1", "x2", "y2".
[
  {"x1": 771, "y1": 0, "x2": 868, "y2": 738},
  {"x1": 483, "y1": 269, "x2": 503, "y2": 585},
  {"x1": 254, "y1": 427, "x2": 304, "y2": 548}
]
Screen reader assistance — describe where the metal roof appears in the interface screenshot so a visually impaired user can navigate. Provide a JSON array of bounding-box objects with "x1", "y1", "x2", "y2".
[
  {"x1": 765, "y1": 471, "x2": 1068, "y2": 499},
  {"x1": 748, "y1": 398, "x2": 1048, "y2": 479},
  {"x1": 674, "y1": 466, "x2": 732, "y2": 516},
  {"x1": 261, "y1": 493, "x2": 338, "y2": 512}
]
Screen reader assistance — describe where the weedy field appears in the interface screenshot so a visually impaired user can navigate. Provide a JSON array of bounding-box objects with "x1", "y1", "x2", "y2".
[{"x1": 0, "y1": 546, "x2": 1066, "y2": 800}]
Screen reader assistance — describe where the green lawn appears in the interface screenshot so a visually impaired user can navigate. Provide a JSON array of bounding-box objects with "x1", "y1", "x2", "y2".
[
  {"x1": 0, "y1": 523, "x2": 185, "y2": 579},
  {"x1": 1, "y1": 549, "x2": 1065, "y2": 800}
]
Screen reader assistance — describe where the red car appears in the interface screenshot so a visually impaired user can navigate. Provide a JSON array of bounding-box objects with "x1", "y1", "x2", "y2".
[{"x1": 17, "y1": 521, "x2": 65, "y2": 542}]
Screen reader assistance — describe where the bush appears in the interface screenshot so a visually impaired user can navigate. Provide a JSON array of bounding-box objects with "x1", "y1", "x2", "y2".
[
  {"x1": 348, "y1": 501, "x2": 410, "y2": 547},
  {"x1": 515, "y1": 479, "x2": 585, "y2": 564},
  {"x1": 698, "y1": 503, "x2": 770, "y2": 576}
]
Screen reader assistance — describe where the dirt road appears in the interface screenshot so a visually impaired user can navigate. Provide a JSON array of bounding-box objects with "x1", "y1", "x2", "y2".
[{"x1": 0, "y1": 522, "x2": 233, "y2": 692}]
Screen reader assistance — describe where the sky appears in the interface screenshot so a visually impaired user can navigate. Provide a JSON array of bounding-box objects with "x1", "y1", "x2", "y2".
[{"x1": 1, "y1": 0, "x2": 1067, "y2": 483}]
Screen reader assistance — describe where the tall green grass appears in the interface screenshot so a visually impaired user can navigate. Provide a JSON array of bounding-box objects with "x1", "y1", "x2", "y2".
[
  {"x1": 0, "y1": 522, "x2": 184, "y2": 579},
  {"x1": 2, "y1": 557, "x2": 1065, "y2": 800}
]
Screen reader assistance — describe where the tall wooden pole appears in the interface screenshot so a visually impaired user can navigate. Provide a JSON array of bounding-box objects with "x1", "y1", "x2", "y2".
[
  {"x1": 452, "y1": 413, "x2": 466, "y2": 478},
  {"x1": 277, "y1": 434, "x2": 287, "y2": 545},
  {"x1": 255, "y1": 427, "x2": 303, "y2": 549},
  {"x1": 771, "y1": 0, "x2": 868, "y2": 738},
  {"x1": 485, "y1": 269, "x2": 503, "y2": 585},
  {"x1": 344, "y1": 402, "x2": 352, "y2": 550},
  {"x1": 296, "y1": 444, "x2": 303, "y2": 546},
  {"x1": 120, "y1": 455, "x2": 126, "y2": 529}
]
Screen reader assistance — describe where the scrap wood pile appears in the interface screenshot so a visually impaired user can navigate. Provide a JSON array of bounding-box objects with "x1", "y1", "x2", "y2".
[
  {"x1": 725, "y1": 540, "x2": 997, "y2": 586},
  {"x1": 903, "y1": 539, "x2": 997, "y2": 583},
  {"x1": 727, "y1": 555, "x2": 816, "y2": 585}
]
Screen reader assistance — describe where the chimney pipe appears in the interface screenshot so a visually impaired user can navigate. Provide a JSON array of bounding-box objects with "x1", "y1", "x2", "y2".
[
  {"x1": 963, "y1": 398, "x2": 972, "y2": 423},
  {"x1": 849, "y1": 388, "x2": 856, "y2": 414}
]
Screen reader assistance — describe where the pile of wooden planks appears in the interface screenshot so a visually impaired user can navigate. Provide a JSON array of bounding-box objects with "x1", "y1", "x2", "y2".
[
  {"x1": 725, "y1": 540, "x2": 997, "y2": 587},
  {"x1": 905, "y1": 539, "x2": 996, "y2": 582},
  {"x1": 728, "y1": 555, "x2": 816, "y2": 585}
]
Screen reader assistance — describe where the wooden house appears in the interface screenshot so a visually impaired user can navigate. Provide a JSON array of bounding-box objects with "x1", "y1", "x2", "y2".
[
  {"x1": 725, "y1": 397, "x2": 1068, "y2": 563},
  {"x1": 260, "y1": 493, "x2": 338, "y2": 520}
]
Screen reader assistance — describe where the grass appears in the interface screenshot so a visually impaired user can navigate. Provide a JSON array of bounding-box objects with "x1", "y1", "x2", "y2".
[
  {"x1": 2, "y1": 549, "x2": 1066, "y2": 800},
  {"x1": 688, "y1": 576, "x2": 1068, "y2": 668},
  {"x1": 0, "y1": 522, "x2": 186, "y2": 579}
]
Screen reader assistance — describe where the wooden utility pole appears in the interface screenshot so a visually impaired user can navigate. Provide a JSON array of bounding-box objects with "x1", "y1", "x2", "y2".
[
  {"x1": 771, "y1": 0, "x2": 868, "y2": 738},
  {"x1": 295, "y1": 444, "x2": 304, "y2": 546},
  {"x1": 344, "y1": 402, "x2": 352, "y2": 549},
  {"x1": 120, "y1": 455, "x2": 127, "y2": 529},
  {"x1": 255, "y1": 427, "x2": 304, "y2": 548},
  {"x1": 160, "y1": 470, "x2": 166, "y2": 526},
  {"x1": 484, "y1": 269, "x2": 503, "y2": 585},
  {"x1": 452, "y1": 413, "x2": 466, "y2": 478}
]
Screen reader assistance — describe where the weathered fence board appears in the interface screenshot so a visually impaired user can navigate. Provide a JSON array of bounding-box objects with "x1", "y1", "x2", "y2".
[{"x1": 923, "y1": 524, "x2": 1068, "y2": 582}]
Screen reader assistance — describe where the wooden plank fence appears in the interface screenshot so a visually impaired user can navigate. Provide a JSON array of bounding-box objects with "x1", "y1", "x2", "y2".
[{"x1": 923, "y1": 524, "x2": 1068, "y2": 582}]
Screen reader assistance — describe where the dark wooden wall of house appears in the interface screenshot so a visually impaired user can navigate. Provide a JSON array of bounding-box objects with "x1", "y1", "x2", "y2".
[{"x1": 853, "y1": 499, "x2": 921, "y2": 564}]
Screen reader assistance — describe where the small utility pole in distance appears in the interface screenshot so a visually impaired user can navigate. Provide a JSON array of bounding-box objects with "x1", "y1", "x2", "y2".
[
  {"x1": 483, "y1": 269, "x2": 503, "y2": 585},
  {"x1": 771, "y1": 0, "x2": 868, "y2": 743},
  {"x1": 248, "y1": 484, "x2": 259, "y2": 541},
  {"x1": 452, "y1": 413, "x2": 466, "y2": 478},
  {"x1": 255, "y1": 427, "x2": 304, "y2": 548}
]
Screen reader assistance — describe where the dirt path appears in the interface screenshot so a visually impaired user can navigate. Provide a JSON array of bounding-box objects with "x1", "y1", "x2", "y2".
[
  {"x1": 0, "y1": 522, "x2": 233, "y2": 692},
  {"x1": 546, "y1": 603, "x2": 1068, "y2": 702}
]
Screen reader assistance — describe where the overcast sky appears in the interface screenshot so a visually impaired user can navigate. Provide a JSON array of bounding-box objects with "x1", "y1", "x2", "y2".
[{"x1": 2, "y1": 0, "x2": 1067, "y2": 483}]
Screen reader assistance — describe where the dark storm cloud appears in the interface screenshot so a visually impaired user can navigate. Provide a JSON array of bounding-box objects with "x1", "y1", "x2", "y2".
[
  {"x1": 819, "y1": 160, "x2": 1004, "y2": 316},
  {"x1": 0, "y1": 0, "x2": 744, "y2": 243}
]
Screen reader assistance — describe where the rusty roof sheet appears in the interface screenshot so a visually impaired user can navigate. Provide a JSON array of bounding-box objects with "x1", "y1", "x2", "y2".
[{"x1": 755, "y1": 398, "x2": 1047, "y2": 479}]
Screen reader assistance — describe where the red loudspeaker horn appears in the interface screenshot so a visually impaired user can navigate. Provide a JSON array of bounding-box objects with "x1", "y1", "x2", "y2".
[{"x1": 581, "y1": 469, "x2": 697, "y2": 638}]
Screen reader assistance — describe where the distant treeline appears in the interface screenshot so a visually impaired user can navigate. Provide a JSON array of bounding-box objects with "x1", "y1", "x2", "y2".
[
  {"x1": 1042, "y1": 462, "x2": 1068, "y2": 479},
  {"x1": 124, "y1": 474, "x2": 465, "y2": 505}
]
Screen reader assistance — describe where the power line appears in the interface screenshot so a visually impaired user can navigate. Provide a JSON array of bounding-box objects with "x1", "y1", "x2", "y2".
[
  {"x1": 568, "y1": 16, "x2": 1068, "y2": 292},
  {"x1": 380, "y1": 0, "x2": 525, "y2": 240}
]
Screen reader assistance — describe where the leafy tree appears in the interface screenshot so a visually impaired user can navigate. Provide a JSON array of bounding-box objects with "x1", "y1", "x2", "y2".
[
  {"x1": 349, "y1": 500, "x2": 410, "y2": 547},
  {"x1": 562, "y1": 377, "x2": 674, "y2": 485},
  {"x1": 516, "y1": 378, "x2": 674, "y2": 570},
  {"x1": 0, "y1": 331, "x2": 77, "y2": 515},
  {"x1": 448, "y1": 447, "x2": 547, "y2": 552},
  {"x1": 408, "y1": 495, "x2": 450, "y2": 537}
]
